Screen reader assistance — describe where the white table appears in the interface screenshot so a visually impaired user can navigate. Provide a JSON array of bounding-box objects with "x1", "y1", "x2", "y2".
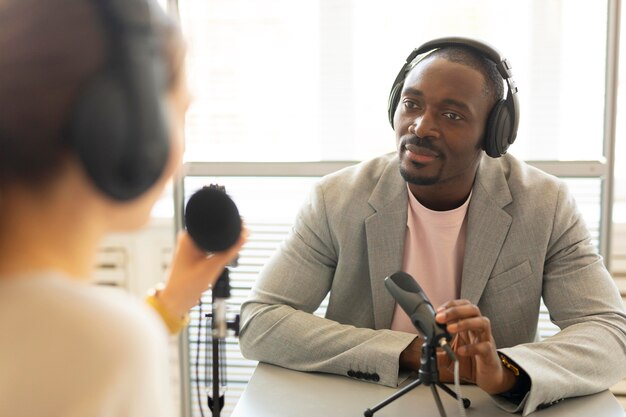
[{"x1": 231, "y1": 363, "x2": 625, "y2": 417}]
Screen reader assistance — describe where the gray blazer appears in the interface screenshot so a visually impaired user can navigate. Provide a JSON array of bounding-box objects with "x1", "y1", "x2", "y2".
[{"x1": 240, "y1": 153, "x2": 626, "y2": 415}]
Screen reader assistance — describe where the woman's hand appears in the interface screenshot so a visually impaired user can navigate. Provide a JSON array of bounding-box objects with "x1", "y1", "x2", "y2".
[{"x1": 158, "y1": 225, "x2": 248, "y2": 319}]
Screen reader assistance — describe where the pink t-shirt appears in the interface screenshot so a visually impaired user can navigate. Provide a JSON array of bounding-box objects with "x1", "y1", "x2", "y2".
[{"x1": 390, "y1": 187, "x2": 471, "y2": 333}]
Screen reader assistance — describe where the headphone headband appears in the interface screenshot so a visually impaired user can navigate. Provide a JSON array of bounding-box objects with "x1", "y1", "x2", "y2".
[{"x1": 387, "y1": 37, "x2": 519, "y2": 158}]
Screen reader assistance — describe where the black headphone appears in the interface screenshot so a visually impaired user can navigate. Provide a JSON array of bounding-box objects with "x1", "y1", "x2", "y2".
[
  {"x1": 388, "y1": 37, "x2": 519, "y2": 158},
  {"x1": 66, "y1": 0, "x2": 170, "y2": 201}
]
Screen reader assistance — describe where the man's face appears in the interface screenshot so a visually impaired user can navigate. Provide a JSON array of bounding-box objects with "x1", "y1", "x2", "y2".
[{"x1": 394, "y1": 56, "x2": 493, "y2": 189}]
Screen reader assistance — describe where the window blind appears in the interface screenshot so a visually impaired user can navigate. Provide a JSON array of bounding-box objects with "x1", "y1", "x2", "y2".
[{"x1": 182, "y1": 174, "x2": 328, "y2": 417}]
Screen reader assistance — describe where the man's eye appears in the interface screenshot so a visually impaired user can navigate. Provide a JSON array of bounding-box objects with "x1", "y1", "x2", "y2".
[
  {"x1": 443, "y1": 112, "x2": 462, "y2": 121},
  {"x1": 403, "y1": 100, "x2": 419, "y2": 109}
]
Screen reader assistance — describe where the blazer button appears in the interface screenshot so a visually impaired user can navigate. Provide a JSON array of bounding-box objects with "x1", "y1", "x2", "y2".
[
  {"x1": 372, "y1": 373, "x2": 380, "y2": 382},
  {"x1": 347, "y1": 370, "x2": 356, "y2": 377},
  {"x1": 356, "y1": 371, "x2": 364, "y2": 379}
]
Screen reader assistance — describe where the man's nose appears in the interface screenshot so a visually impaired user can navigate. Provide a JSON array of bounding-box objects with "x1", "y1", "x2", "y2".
[{"x1": 409, "y1": 110, "x2": 440, "y2": 138}]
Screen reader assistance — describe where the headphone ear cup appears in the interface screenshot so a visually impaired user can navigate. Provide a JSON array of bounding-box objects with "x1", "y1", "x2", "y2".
[
  {"x1": 68, "y1": 73, "x2": 168, "y2": 201},
  {"x1": 69, "y1": 74, "x2": 132, "y2": 198},
  {"x1": 388, "y1": 81, "x2": 404, "y2": 128},
  {"x1": 484, "y1": 99, "x2": 513, "y2": 158}
]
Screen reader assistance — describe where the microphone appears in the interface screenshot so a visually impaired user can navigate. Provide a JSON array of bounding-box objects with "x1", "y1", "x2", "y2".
[
  {"x1": 184, "y1": 185, "x2": 241, "y2": 338},
  {"x1": 184, "y1": 185, "x2": 241, "y2": 253},
  {"x1": 385, "y1": 271, "x2": 456, "y2": 360}
]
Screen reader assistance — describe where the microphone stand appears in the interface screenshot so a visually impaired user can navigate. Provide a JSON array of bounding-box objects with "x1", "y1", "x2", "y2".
[
  {"x1": 364, "y1": 339, "x2": 470, "y2": 417},
  {"x1": 206, "y1": 267, "x2": 240, "y2": 417},
  {"x1": 185, "y1": 183, "x2": 242, "y2": 417}
]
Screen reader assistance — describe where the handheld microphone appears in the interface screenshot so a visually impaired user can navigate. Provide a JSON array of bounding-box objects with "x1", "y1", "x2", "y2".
[
  {"x1": 385, "y1": 271, "x2": 456, "y2": 360},
  {"x1": 184, "y1": 185, "x2": 241, "y2": 338},
  {"x1": 184, "y1": 185, "x2": 241, "y2": 253}
]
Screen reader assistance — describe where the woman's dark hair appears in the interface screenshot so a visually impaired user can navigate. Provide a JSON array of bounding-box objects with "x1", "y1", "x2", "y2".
[{"x1": 0, "y1": 0, "x2": 184, "y2": 188}]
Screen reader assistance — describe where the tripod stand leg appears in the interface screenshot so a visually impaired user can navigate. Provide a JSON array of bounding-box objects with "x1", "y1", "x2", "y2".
[
  {"x1": 363, "y1": 379, "x2": 423, "y2": 417},
  {"x1": 431, "y1": 385, "x2": 447, "y2": 417},
  {"x1": 363, "y1": 342, "x2": 472, "y2": 416},
  {"x1": 436, "y1": 382, "x2": 471, "y2": 408}
]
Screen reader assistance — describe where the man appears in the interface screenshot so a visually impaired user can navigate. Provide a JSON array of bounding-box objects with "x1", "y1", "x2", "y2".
[{"x1": 239, "y1": 38, "x2": 626, "y2": 415}]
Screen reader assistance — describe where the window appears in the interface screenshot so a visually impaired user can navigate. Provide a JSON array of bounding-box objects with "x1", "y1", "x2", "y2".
[
  {"x1": 173, "y1": 0, "x2": 615, "y2": 254},
  {"x1": 165, "y1": 2, "x2": 619, "y2": 417},
  {"x1": 177, "y1": 0, "x2": 608, "y2": 163}
]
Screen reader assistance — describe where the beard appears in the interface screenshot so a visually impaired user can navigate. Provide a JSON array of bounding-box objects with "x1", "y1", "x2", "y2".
[
  {"x1": 397, "y1": 134, "x2": 444, "y2": 186},
  {"x1": 398, "y1": 159, "x2": 443, "y2": 185}
]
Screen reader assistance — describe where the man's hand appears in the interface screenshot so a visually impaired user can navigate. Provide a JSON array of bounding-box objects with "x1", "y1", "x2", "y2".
[
  {"x1": 400, "y1": 334, "x2": 475, "y2": 384},
  {"x1": 435, "y1": 299, "x2": 516, "y2": 394}
]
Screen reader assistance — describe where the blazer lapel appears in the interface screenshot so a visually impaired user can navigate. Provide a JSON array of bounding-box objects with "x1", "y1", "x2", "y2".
[
  {"x1": 461, "y1": 156, "x2": 513, "y2": 304},
  {"x1": 365, "y1": 157, "x2": 408, "y2": 330}
]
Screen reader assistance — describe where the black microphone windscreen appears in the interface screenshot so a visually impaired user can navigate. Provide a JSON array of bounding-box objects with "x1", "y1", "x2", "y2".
[
  {"x1": 385, "y1": 271, "x2": 442, "y2": 341},
  {"x1": 388, "y1": 272, "x2": 433, "y2": 304},
  {"x1": 184, "y1": 186, "x2": 241, "y2": 252},
  {"x1": 385, "y1": 273, "x2": 426, "y2": 317}
]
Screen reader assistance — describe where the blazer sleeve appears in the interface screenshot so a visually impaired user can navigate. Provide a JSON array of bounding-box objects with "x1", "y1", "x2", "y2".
[
  {"x1": 239, "y1": 181, "x2": 416, "y2": 388},
  {"x1": 495, "y1": 181, "x2": 626, "y2": 415}
]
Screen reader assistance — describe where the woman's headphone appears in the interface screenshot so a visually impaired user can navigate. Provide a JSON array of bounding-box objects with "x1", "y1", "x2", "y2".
[
  {"x1": 387, "y1": 37, "x2": 519, "y2": 158},
  {"x1": 66, "y1": 0, "x2": 171, "y2": 201}
]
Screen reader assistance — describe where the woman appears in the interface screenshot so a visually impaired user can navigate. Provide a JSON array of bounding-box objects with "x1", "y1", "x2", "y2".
[{"x1": 0, "y1": 0, "x2": 245, "y2": 415}]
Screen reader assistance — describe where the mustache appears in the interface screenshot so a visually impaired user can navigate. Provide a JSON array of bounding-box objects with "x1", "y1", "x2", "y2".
[{"x1": 400, "y1": 134, "x2": 443, "y2": 155}]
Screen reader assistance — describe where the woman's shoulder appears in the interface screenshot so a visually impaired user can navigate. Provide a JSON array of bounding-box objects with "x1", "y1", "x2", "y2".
[{"x1": 0, "y1": 272, "x2": 173, "y2": 416}]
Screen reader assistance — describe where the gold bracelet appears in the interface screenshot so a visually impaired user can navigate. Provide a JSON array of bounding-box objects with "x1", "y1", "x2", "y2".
[
  {"x1": 498, "y1": 353, "x2": 520, "y2": 377},
  {"x1": 146, "y1": 285, "x2": 190, "y2": 335}
]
